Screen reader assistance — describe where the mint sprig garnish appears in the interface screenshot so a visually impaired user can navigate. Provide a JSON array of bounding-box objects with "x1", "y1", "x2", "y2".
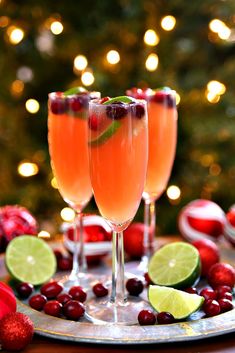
[
  {"x1": 102, "y1": 96, "x2": 135, "y2": 105},
  {"x1": 64, "y1": 86, "x2": 87, "y2": 96}
]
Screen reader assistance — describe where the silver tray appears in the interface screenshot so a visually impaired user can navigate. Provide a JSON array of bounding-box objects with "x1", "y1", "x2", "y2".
[{"x1": 1, "y1": 239, "x2": 235, "y2": 345}]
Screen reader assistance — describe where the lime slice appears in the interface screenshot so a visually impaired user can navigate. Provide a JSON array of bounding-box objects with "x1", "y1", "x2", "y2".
[
  {"x1": 102, "y1": 96, "x2": 134, "y2": 105},
  {"x1": 89, "y1": 120, "x2": 121, "y2": 146},
  {"x1": 148, "y1": 285, "x2": 204, "y2": 319},
  {"x1": 64, "y1": 86, "x2": 87, "y2": 96},
  {"x1": 148, "y1": 242, "x2": 201, "y2": 289},
  {"x1": 5, "y1": 235, "x2": 56, "y2": 285},
  {"x1": 154, "y1": 86, "x2": 171, "y2": 92}
]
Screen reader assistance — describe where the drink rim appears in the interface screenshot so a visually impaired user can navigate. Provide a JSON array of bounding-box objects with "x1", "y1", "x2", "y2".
[
  {"x1": 48, "y1": 91, "x2": 100, "y2": 99},
  {"x1": 89, "y1": 97, "x2": 147, "y2": 107}
]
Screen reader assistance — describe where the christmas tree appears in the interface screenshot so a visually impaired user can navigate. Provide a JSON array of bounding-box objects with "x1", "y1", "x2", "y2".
[{"x1": 1, "y1": 0, "x2": 235, "y2": 235}]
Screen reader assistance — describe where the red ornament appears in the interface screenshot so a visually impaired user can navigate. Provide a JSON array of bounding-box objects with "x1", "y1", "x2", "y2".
[
  {"x1": 192, "y1": 239, "x2": 220, "y2": 277},
  {"x1": 0, "y1": 205, "x2": 38, "y2": 252},
  {"x1": 0, "y1": 312, "x2": 34, "y2": 351},
  {"x1": 207, "y1": 262, "x2": 235, "y2": 289},
  {"x1": 224, "y1": 205, "x2": 235, "y2": 247},
  {"x1": 123, "y1": 222, "x2": 144, "y2": 258},
  {"x1": 63, "y1": 215, "x2": 112, "y2": 264},
  {"x1": 0, "y1": 282, "x2": 17, "y2": 320},
  {"x1": 178, "y1": 199, "x2": 225, "y2": 242}
]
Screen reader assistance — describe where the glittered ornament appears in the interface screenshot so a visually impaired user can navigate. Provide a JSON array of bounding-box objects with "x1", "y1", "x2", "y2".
[
  {"x1": 0, "y1": 282, "x2": 17, "y2": 320},
  {"x1": 207, "y1": 262, "x2": 235, "y2": 289},
  {"x1": 178, "y1": 199, "x2": 225, "y2": 242},
  {"x1": 192, "y1": 239, "x2": 220, "y2": 277},
  {"x1": 0, "y1": 312, "x2": 34, "y2": 351},
  {"x1": 123, "y1": 223, "x2": 144, "y2": 258},
  {"x1": 0, "y1": 205, "x2": 38, "y2": 252},
  {"x1": 224, "y1": 205, "x2": 235, "y2": 247}
]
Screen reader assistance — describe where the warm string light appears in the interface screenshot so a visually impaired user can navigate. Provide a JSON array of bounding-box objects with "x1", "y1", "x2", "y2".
[
  {"x1": 81, "y1": 71, "x2": 95, "y2": 86},
  {"x1": 161, "y1": 16, "x2": 176, "y2": 31},
  {"x1": 18, "y1": 162, "x2": 39, "y2": 177},
  {"x1": 209, "y1": 19, "x2": 231, "y2": 40},
  {"x1": 25, "y1": 99, "x2": 40, "y2": 114},
  {"x1": 60, "y1": 207, "x2": 75, "y2": 222},
  {"x1": 167, "y1": 185, "x2": 181, "y2": 200},
  {"x1": 50, "y1": 20, "x2": 63, "y2": 35},
  {"x1": 106, "y1": 50, "x2": 120, "y2": 64},
  {"x1": 7, "y1": 26, "x2": 24, "y2": 44},
  {"x1": 38, "y1": 230, "x2": 51, "y2": 239},
  {"x1": 74, "y1": 55, "x2": 88, "y2": 71},
  {"x1": 144, "y1": 29, "x2": 159, "y2": 46},
  {"x1": 10, "y1": 80, "x2": 24, "y2": 97},
  {"x1": 145, "y1": 53, "x2": 159, "y2": 71},
  {"x1": 206, "y1": 80, "x2": 226, "y2": 103}
]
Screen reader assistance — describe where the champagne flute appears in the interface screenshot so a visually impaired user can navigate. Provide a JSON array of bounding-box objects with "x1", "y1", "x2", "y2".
[
  {"x1": 127, "y1": 87, "x2": 178, "y2": 273},
  {"x1": 48, "y1": 89, "x2": 100, "y2": 289},
  {"x1": 86, "y1": 96, "x2": 148, "y2": 324}
]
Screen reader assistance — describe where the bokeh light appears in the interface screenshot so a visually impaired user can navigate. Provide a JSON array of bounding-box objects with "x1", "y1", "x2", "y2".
[
  {"x1": 25, "y1": 99, "x2": 40, "y2": 114},
  {"x1": 38, "y1": 230, "x2": 51, "y2": 239},
  {"x1": 161, "y1": 16, "x2": 176, "y2": 31},
  {"x1": 50, "y1": 21, "x2": 63, "y2": 35},
  {"x1": 167, "y1": 185, "x2": 181, "y2": 200},
  {"x1": 74, "y1": 55, "x2": 88, "y2": 71},
  {"x1": 18, "y1": 162, "x2": 39, "y2": 177},
  {"x1": 7, "y1": 26, "x2": 24, "y2": 44},
  {"x1": 81, "y1": 71, "x2": 95, "y2": 86},
  {"x1": 144, "y1": 29, "x2": 159, "y2": 46},
  {"x1": 145, "y1": 53, "x2": 159, "y2": 71},
  {"x1": 51, "y1": 177, "x2": 58, "y2": 189},
  {"x1": 60, "y1": 207, "x2": 75, "y2": 222},
  {"x1": 10, "y1": 80, "x2": 24, "y2": 97},
  {"x1": 106, "y1": 50, "x2": 120, "y2": 64}
]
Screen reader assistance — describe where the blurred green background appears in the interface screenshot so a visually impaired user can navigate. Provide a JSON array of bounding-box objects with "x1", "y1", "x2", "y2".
[{"x1": 1, "y1": 0, "x2": 235, "y2": 235}]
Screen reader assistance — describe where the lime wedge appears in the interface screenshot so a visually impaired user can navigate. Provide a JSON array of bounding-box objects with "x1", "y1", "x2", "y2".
[
  {"x1": 5, "y1": 235, "x2": 56, "y2": 285},
  {"x1": 102, "y1": 96, "x2": 134, "y2": 105},
  {"x1": 153, "y1": 86, "x2": 171, "y2": 92},
  {"x1": 149, "y1": 285, "x2": 204, "y2": 319},
  {"x1": 89, "y1": 120, "x2": 121, "y2": 146},
  {"x1": 148, "y1": 242, "x2": 201, "y2": 289},
  {"x1": 64, "y1": 86, "x2": 87, "y2": 96}
]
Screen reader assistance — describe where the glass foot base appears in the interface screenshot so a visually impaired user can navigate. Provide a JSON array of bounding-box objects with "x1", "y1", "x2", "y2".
[
  {"x1": 86, "y1": 296, "x2": 149, "y2": 325},
  {"x1": 54, "y1": 272, "x2": 104, "y2": 291}
]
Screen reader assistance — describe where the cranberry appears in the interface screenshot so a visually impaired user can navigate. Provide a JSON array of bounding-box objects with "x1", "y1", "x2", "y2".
[
  {"x1": 200, "y1": 288, "x2": 217, "y2": 301},
  {"x1": 58, "y1": 257, "x2": 73, "y2": 271},
  {"x1": 184, "y1": 287, "x2": 198, "y2": 295},
  {"x1": 63, "y1": 300, "x2": 85, "y2": 320},
  {"x1": 144, "y1": 273, "x2": 153, "y2": 286},
  {"x1": 88, "y1": 114, "x2": 99, "y2": 130},
  {"x1": 138, "y1": 310, "x2": 156, "y2": 325},
  {"x1": 126, "y1": 278, "x2": 144, "y2": 296},
  {"x1": 44, "y1": 300, "x2": 62, "y2": 317},
  {"x1": 16, "y1": 282, "x2": 34, "y2": 299},
  {"x1": 218, "y1": 298, "x2": 233, "y2": 313},
  {"x1": 203, "y1": 299, "x2": 221, "y2": 317},
  {"x1": 40, "y1": 281, "x2": 63, "y2": 299},
  {"x1": 50, "y1": 97, "x2": 67, "y2": 114},
  {"x1": 220, "y1": 292, "x2": 233, "y2": 301},
  {"x1": 29, "y1": 294, "x2": 47, "y2": 311},
  {"x1": 157, "y1": 312, "x2": 175, "y2": 324},
  {"x1": 69, "y1": 96, "x2": 82, "y2": 112},
  {"x1": 56, "y1": 293, "x2": 72, "y2": 305},
  {"x1": 106, "y1": 103, "x2": 127, "y2": 120},
  {"x1": 151, "y1": 92, "x2": 175, "y2": 108},
  {"x1": 100, "y1": 97, "x2": 110, "y2": 104},
  {"x1": 215, "y1": 285, "x2": 233, "y2": 299},
  {"x1": 53, "y1": 249, "x2": 63, "y2": 262},
  {"x1": 131, "y1": 104, "x2": 145, "y2": 119},
  {"x1": 68, "y1": 286, "x2": 87, "y2": 302},
  {"x1": 92, "y1": 283, "x2": 108, "y2": 297}
]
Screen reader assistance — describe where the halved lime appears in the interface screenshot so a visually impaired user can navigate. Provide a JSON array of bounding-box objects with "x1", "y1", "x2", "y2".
[
  {"x1": 149, "y1": 285, "x2": 204, "y2": 319},
  {"x1": 89, "y1": 120, "x2": 121, "y2": 146},
  {"x1": 102, "y1": 96, "x2": 134, "y2": 105},
  {"x1": 64, "y1": 86, "x2": 87, "y2": 96},
  {"x1": 5, "y1": 235, "x2": 56, "y2": 285},
  {"x1": 148, "y1": 242, "x2": 201, "y2": 289}
]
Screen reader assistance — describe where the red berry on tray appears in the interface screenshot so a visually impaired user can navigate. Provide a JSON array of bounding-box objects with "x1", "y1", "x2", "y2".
[
  {"x1": 68, "y1": 286, "x2": 87, "y2": 302},
  {"x1": 215, "y1": 285, "x2": 232, "y2": 298},
  {"x1": 184, "y1": 287, "x2": 198, "y2": 295},
  {"x1": 29, "y1": 294, "x2": 47, "y2": 311},
  {"x1": 92, "y1": 283, "x2": 108, "y2": 297},
  {"x1": 58, "y1": 257, "x2": 73, "y2": 271},
  {"x1": 126, "y1": 278, "x2": 144, "y2": 296},
  {"x1": 192, "y1": 239, "x2": 220, "y2": 277},
  {"x1": 40, "y1": 281, "x2": 63, "y2": 299},
  {"x1": 100, "y1": 97, "x2": 110, "y2": 104},
  {"x1": 56, "y1": 293, "x2": 72, "y2": 305},
  {"x1": 200, "y1": 288, "x2": 217, "y2": 301},
  {"x1": 220, "y1": 292, "x2": 233, "y2": 301},
  {"x1": 207, "y1": 263, "x2": 235, "y2": 289},
  {"x1": 53, "y1": 249, "x2": 63, "y2": 262},
  {"x1": 157, "y1": 312, "x2": 175, "y2": 324},
  {"x1": 16, "y1": 282, "x2": 34, "y2": 299},
  {"x1": 44, "y1": 300, "x2": 62, "y2": 317},
  {"x1": 218, "y1": 298, "x2": 233, "y2": 313},
  {"x1": 63, "y1": 300, "x2": 85, "y2": 320},
  {"x1": 203, "y1": 299, "x2": 221, "y2": 317},
  {"x1": 138, "y1": 310, "x2": 156, "y2": 325}
]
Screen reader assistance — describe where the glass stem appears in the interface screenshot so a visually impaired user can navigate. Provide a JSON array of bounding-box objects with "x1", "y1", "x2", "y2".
[
  {"x1": 70, "y1": 211, "x2": 87, "y2": 280},
  {"x1": 110, "y1": 231, "x2": 126, "y2": 305},
  {"x1": 142, "y1": 199, "x2": 156, "y2": 263}
]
